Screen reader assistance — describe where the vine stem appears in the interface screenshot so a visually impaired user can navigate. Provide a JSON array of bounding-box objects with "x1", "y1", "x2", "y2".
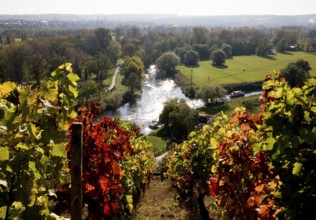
[{"x1": 5, "y1": 175, "x2": 15, "y2": 220}]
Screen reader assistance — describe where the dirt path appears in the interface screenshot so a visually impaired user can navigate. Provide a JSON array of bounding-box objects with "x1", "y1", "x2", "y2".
[
  {"x1": 133, "y1": 179, "x2": 187, "y2": 220},
  {"x1": 105, "y1": 63, "x2": 121, "y2": 92}
]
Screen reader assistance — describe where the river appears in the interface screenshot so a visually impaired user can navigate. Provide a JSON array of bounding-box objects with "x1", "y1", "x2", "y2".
[{"x1": 112, "y1": 65, "x2": 204, "y2": 135}]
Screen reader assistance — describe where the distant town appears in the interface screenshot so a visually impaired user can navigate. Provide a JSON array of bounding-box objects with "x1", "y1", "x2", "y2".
[{"x1": 0, "y1": 14, "x2": 316, "y2": 29}]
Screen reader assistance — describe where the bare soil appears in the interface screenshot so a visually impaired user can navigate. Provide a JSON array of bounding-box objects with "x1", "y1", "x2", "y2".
[{"x1": 133, "y1": 177, "x2": 187, "y2": 220}]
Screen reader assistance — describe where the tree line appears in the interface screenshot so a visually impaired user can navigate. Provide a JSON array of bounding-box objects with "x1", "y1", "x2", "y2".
[{"x1": 0, "y1": 25, "x2": 315, "y2": 105}]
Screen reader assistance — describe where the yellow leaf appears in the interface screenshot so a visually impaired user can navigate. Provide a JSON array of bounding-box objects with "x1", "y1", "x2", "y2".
[
  {"x1": 126, "y1": 195, "x2": 133, "y2": 212},
  {"x1": 41, "y1": 81, "x2": 58, "y2": 102},
  {"x1": 69, "y1": 110, "x2": 77, "y2": 119},
  {"x1": 210, "y1": 138, "x2": 218, "y2": 149},
  {"x1": 292, "y1": 162, "x2": 303, "y2": 176},
  {"x1": 67, "y1": 73, "x2": 80, "y2": 85},
  {"x1": 68, "y1": 85, "x2": 78, "y2": 98},
  {"x1": 0, "y1": 146, "x2": 9, "y2": 161},
  {"x1": 0, "y1": 82, "x2": 16, "y2": 97},
  {"x1": 60, "y1": 63, "x2": 72, "y2": 73}
]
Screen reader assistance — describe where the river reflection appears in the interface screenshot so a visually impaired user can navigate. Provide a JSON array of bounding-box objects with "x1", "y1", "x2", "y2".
[{"x1": 113, "y1": 65, "x2": 204, "y2": 134}]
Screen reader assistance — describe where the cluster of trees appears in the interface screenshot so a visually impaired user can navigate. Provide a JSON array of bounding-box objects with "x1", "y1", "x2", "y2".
[
  {"x1": 0, "y1": 27, "x2": 148, "y2": 107},
  {"x1": 281, "y1": 58, "x2": 311, "y2": 87},
  {"x1": 121, "y1": 55, "x2": 144, "y2": 97},
  {"x1": 1, "y1": 25, "x2": 315, "y2": 107},
  {"x1": 1, "y1": 26, "x2": 315, "y2": 79},
  {"x1": 0, "y1": 28, "x2": 119, "y2": 84},
  {"x1": 158, "y1": 99, "x2": 199, "y2": 139}
]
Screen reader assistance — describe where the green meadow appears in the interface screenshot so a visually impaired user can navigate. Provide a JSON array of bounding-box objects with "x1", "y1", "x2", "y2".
[{"x1": 177, "y1": 51, "x2": 316, "y2": 86}]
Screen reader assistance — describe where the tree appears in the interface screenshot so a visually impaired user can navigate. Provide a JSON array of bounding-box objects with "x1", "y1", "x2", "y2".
[
  {"x1": 121, "y1": 56, "x2": 144, "y2": 94},
  {"x1": 79, "y1": 79, "x2": 98, "y2": 103},
  {"x1": 156, "y1": 52, "x2": 180, "y2": 78},
  {"x1": 210, "y1": 49, "x2": 227, "y2": 66},
  {"x1": 273, "y1": 28, "x2": 298, "y2": 46},
  {"x1": 196, "y1": 84, "x2": 227, "y2": 104},
  {"x1": 122, "y1": 43, "x2": 138, "y2": 57},
  {"x1": 183, "y1": 49, "x2": 199, "y2": 66},
  {"x1": 255, "y1": 39, "x2": 273, "y2": 57},
  {"x1": 2, "y1": 42, "x2": 27, "y2": 82},
  {"x1": 88, "y1": 52, "x2": 112, "y2": 81},
  {"x1": 121, "y1": 56, "x2": 144, "y2": 79},
  {"x1": 125, "y1": 72, "x2": 141, "y2": 94},
  {"x1": 210, "y1": 44, "x2": 219, "y2": 53},
  {"x1": 107, "y1": 39, "x2": 121, "y2": 63},
  {"x1": 281, "y1": 59, "x2": 311, "y2": 87},
  {"x1": 175, "y1": 44, "x2": 191, "y2": 62},
  {"x1": 192, "y1": 44, "x2": 210, "y2": 61},
  {"x1": 276, "y1": 38, "x2": 288, "y2": 53},
  {"x1": 95, "y1": 28, "x2": 112, "y2": 51},
  {"x1": 221, "y1": 43, "x2": 233, "y2": 58},
  {"x1": 191, "y1": 27, "x2": 209, "y2": 44},
  {"x1": 159, "y1": 99, "x2": 199, "y2": 139},
  {"x1": 0, "y1": 54, "x2": 4, "y2": 82},
  {"x1": 25, "y1": 40, "x2": 48, "y2": 85}
]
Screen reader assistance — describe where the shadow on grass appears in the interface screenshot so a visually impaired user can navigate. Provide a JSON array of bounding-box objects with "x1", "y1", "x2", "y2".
[
  {"x1": 261, "y1": 55, "x2": 276, "y2": 60},
  {"x1": 149, "y1": 126, "x2": 170, "y2": 139},
  {"x1": 281, "y1": 51, "x2": 294, "y2": 55},
  {"x1": 212, "y1": 64, "x2": 228, "y2": 69},
  {"x1": 184, "y1": 64, "x2": 200, "y2": 68},
  {"x1": 198, "y1": 104, "x2": 230, "y2": 115},
  {"x1": 242, "y1": 99, "x2": 261, "y2": 114},
  {"x1": 306, "y1": 51, "x2": 316, "y2": 56}
]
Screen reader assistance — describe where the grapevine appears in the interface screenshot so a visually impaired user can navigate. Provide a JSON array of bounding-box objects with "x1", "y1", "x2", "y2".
[
  {"x1": 55, "y1": 105, "x2": 154, "y2": 219},
  {"x1": 0, "y1": 63, "x2": 78, "y2": 219}
]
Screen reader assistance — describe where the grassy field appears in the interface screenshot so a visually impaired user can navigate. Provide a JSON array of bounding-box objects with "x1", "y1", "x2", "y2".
[
  {"x1": 177, "y1": 51, "x2": 316, "y2": 87},
  {"x1": 198, "y1": 95, "x2": 261, "y2": 116},
  {"x1": 146, "y1": 135, "x2": 167, "y2": 156}
]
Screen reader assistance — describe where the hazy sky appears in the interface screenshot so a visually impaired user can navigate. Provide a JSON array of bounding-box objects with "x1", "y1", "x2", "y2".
[{"x1": 1, "y1": 0, "x2": 316, "y2": 16}]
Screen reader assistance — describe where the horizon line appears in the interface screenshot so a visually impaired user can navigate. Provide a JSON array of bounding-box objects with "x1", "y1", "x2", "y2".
[{"x1": 0, "y1": 13, "x2": 316, "y2": 17}]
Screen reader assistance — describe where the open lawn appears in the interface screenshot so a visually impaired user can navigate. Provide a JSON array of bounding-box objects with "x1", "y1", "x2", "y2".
[
  {"x1": 198, "y1": 95, "x2": 261, "y2": 116},
  {"x1": 146, "y1": 135, "x2": 167, "y2": 156},
  {"x1": 177, "y1": 51, "x2": 316, "y2": 87}
]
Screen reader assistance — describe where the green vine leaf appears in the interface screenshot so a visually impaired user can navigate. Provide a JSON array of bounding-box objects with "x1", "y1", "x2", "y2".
[{"x1": 292, "y1": 162, "x2": 303, "y2": 176}]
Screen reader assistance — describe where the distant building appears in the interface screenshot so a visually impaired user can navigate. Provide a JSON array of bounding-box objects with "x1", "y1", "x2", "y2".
[{"x1": 287, "y1": 45, "x2": 297, "y2": 51}]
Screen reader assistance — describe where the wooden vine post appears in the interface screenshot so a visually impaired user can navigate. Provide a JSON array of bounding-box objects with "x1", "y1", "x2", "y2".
[{"x1": 71, "y1": 122, "x2": 83, "y2": 220}]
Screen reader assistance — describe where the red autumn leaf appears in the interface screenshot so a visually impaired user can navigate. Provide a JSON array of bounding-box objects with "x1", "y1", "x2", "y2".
[
  {"x1": 181, "y1": 153, "x2": 187, "y2": 160},
  {"x1": 240, "y1": 122, "x2": 250, "y2": 131},
  {"x1": 255, "y1": 184, "x2": 265, "y2": 193},
  {"x1": 247, "y1": 196, "x2": 255, "y2": 207},
  {"x1": 112, "y1": 183, "x2": 124, "y2": 197},
  {"x1": 258, "y1": 204, "x2": 271, "y2": 220},
  {"x1": 110, "y1": 201, "x2": 120, "y2": 214},
  {"x1": 99, "y1": 177, "x2": 109, "y2": 193},
  {"x1": 85, "y1": 183, "x2": 95, "y2": 192},
  {"x1": 255, "y1": 194, "x2": 268, "y2": 206},
  {"x1": 268, "y1": 180, "x2": 277, "y2": 189},
  {"x1": 103, "y1": 204, "x2": 111, "y2": 215},
  {"x1": 209, "y1": 177, "x2": 218, "y2": 196},
  {"x1": 112, "y1": 161, "x2": 121, "y2": 177}
]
